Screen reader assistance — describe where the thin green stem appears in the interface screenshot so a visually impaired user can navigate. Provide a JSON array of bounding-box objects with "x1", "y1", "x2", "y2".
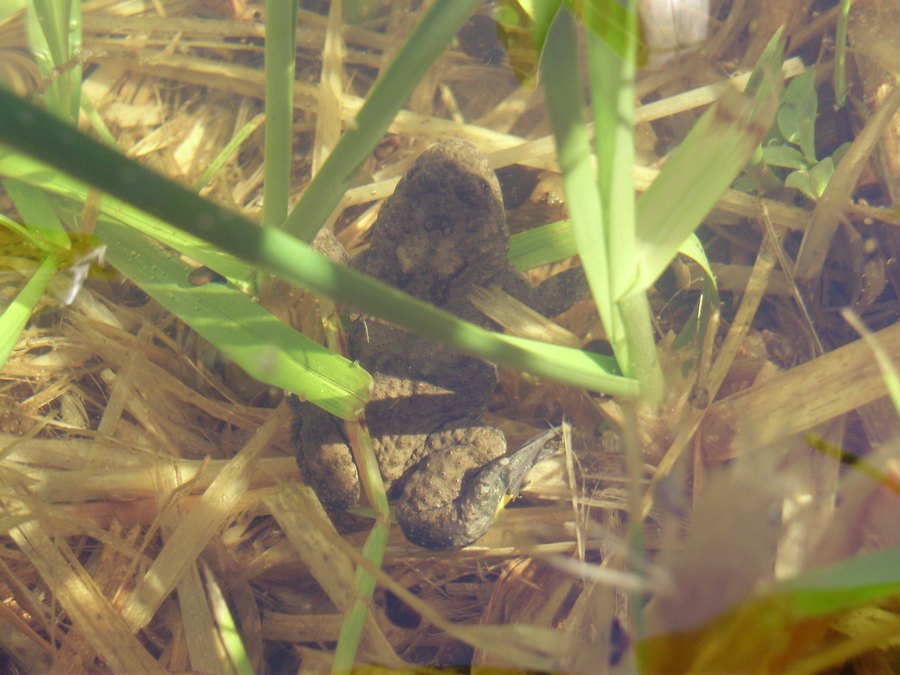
[
  {"x1": 541, "y1": 8, "x2": 614, "y2": 347},
  {"x1": 263, "y1": 0, "x2": 298, "y2": 227},
  {"x1": 834, "y1": 0, "x2": 851, "y2": 108}
]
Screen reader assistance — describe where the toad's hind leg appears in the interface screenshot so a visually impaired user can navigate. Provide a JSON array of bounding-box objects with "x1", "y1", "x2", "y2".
[
  {"x1": 394, "y1": 423, "x2": 506, "y2": 550},
  {"x1": 396, "y1": 423, "x2": 557, "y2": 550},
  {"x1": 290, "y1": 397, "x2": 360, "y2": 512}
]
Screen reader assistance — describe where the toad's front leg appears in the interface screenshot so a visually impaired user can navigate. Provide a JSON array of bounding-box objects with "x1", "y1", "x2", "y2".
[{"x1": 501, "y1": 265, "x2": 588, "y2": 319}]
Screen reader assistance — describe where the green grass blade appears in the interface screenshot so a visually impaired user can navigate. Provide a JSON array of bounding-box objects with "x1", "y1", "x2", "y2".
[
  {"x1": 29, "y1": 0, "x2": 68, "y2": 67},
  {"x1": 585, "y1": 2, "x2": 663, "y2": 398},
  {"x1": 519, "y1": 0, "x2": 563, "y2": 54},
  {"x1": 28, "y1": 0, "x2": 81, "y2": 121},
  {"x1": 540, "y1": 7, "x2": 664, "y2": 399},
  {"x1": 634, "y1": 77, "x2": 781, "y2": 293},
  {"x1": 205, "y1": 569, "x2": 254, "y2": 675},
  {"x1": 0, "y1": 211, "x2": 51, "y2": 249},
  {"x1": 2, "y1": 178, "x2": 70, "y2": 249},
  {"x1": 0, "y1": 255, "x2": 58, "y2": 367},
  {"x1": 586, "y1": 26, "x2": 627, "y2": 356},
  {"x1": 262, "y1": 0, "x2": 297, "y2": 227},
  {"x1": 196, "y1": 114, "x2": 265, "y2": 192},
  {"x1": 283, "y1": 0, "x2": 480, "y2": 241},
  {"x1": 508, "y1": 220, "x2": 576, "y2": 271},
  {"x1": 540, "y1": 8, "x2": 613, "y2": 342},
  {"x1": 0, "y1": 150, "x2": 258, "y2": 291},
  {"x1": 97, "y1": 219, "x2": 372, "y2": 420},
  {"x1": 80, "y1": 93, "x2": 118, "y2": 147},
  {"x1": 333, "y1": 521, "x2": 389, "y2": 672},
  {"x1": 511, "y1": 220, "x2": 717, "y2": 285},
  {"x1": 634, "y1": 30, "x2": 784, "y2": 293},
  {"x1": 779, "y1": 546, "x2": 900, "y2": 618},
  {"x1": 565, "y1": 0, "x2": 640, "y2": 63},
  {"x1": 834, "y1": 0, "x2": 851, "y2": 107},
  {"x1": 0, "y1": 90, "x2": 634, "y2": 396}
]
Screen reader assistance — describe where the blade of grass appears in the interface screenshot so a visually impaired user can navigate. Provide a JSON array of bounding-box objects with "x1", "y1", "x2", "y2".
[
  {"x1": 283, "y1": 0, "x2": 480, "y2": 241},
  {"x1": 585, "y1": 0, "x2": 664, "y2": 400},
  {"x1": 0, "y1": 90, "x2": 636, "y2": 397},
  {"x1": 333, "y1": 510, "x2": 389, "y2": 672},
  {"x1": 634, "y1": 39, "x2": 783, "y2": 293},
  {"x1": 262, "y1": 0, "x2": 297, "y2": 228},
  {"x1": 541, "y1": 7, "x2": 664, "y2": 402},
  {"x1": 80, "y1": 93, "x2": 118, "y2": 147},
  {"x1": 196, "y1": 113, "x2": 265, "y2": 192},
  {"x1": 588, "y1": 11, "x2": 628, "y2": 355},
  {"x1": 834, "y1": 0, "x2": 851, "y2": 108},
  {"x1": 204, "y1": 562, "x2": 254, "y2": 675},
  {"x1": 508, "y1": 220, "x2": 576, "y2": 272},
  {"x1": 779, "y1": 546, "x2": 900, "y2": 618},
  {"x1": 580, "y1": 12, "x2": 657, "y2": 650},
  {"x1": 2, "y1": 178, "x2": 70, "y2": 249},
  {"x1": 0, "y1": 150, "x2": 258, "y2": 291},
  {"x1": 97, "y1": 219, "x2": 372, "y2": 420},
  {"x1": 0, "y1": 255, "x2": 58, "y2": 367},
  {"x1": 510, "y1": 220, "x2": 717, "y2": 282},
  {"x1": 540, "y1": 8, "x2": 614, "y2": 350},
  {"x1": 28, "y1": 0, "x2": 81, "y2": 121}
]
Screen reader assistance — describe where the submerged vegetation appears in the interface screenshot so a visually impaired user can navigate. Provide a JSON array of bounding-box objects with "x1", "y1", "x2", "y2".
[{"x1": 0, "y1": 0, "x2": 898, "y2": 672}]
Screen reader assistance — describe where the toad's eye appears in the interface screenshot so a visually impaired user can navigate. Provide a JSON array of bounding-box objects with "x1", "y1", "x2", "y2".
[
  {"x1": 404, "y1": 166, "x2": 420, "y2": 184},
  {"x1": 455, "y1": 178, "x2": 491, "y2": 206}
]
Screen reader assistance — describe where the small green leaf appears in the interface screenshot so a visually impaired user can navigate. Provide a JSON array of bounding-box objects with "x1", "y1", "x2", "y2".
[
  {"x1": 762, "y1": 143, "x2": 808, "y2": 170},
  {"x1": 809, "y1": 157, "x2": 835, "y2": 197},
  {"x1": 785, "y1": 158, "x2": 835, "y2": 201},
  {"x1": 832, "y1": 141, "x2": 852, "y2": 166},
  {"x1": 678, "y1": 232, "x2": 716, "y2": 283},
  {"x1": 784, "y1": 169, "x2": 817, "y2": 201},
  {"x1": 776, "y1": 67, "x2": 817, "y2": 164}
]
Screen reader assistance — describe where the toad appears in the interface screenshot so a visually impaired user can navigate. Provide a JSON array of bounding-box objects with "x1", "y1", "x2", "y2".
[{"x1": 294, "y1": 140, "x2": 583, "y2": 550}]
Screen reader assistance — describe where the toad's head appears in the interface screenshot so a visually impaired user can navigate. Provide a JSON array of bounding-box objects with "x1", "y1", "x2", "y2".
[{"x1": 369, "y1": 140, "x2": 510, "y2": 305}]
